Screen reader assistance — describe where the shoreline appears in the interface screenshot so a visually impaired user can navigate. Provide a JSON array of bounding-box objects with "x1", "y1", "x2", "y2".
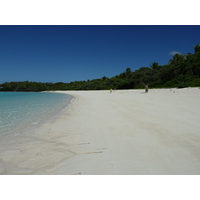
[
  {"x1": 1, "y1": 88, "x2": 200, "y2": 175},
  {"x1": 0, "y1": 92, "x2": 73, "y2": 139}
]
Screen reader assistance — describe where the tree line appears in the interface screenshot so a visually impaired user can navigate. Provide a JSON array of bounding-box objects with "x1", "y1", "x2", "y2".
[{"x1": 1, "y1": 44, "x2": 200, "y2": 92}]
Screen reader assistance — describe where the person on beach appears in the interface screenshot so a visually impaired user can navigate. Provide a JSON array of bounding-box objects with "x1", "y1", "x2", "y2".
[
  {"x1": 110, "y1": 89, "x2": 113, "y2": 93},
  {"x1": 145, "y1": 84, "x2": 148, "y2": 93}
]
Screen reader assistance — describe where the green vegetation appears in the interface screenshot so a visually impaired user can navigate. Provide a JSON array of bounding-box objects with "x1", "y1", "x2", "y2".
[{"x1": 1, "y1": 44, "x2": 200, "y2": 91}]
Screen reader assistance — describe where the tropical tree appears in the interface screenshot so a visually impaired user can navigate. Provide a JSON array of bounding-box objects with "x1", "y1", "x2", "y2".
[
  {"x1": 169, "y1": 53, "x2": 185, "y2": 65},
  {"x1": 150, "y1": 62, "x2": 159, "y2": 71},
  {"x1": 125, "y1": 67, "x2": 131, "y2": 76},
  {"x1": 193, "y1": 44, "x2": 200, "y2": 54}
]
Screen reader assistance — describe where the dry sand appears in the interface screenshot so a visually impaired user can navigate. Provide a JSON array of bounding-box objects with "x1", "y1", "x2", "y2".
[{"x1": 0, "y1": 88, "x2": 200, "y2": 175}]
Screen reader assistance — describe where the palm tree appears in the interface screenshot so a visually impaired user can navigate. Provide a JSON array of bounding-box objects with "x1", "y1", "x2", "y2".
[
  {"x1": 150, "y1": 62, "x2": 159, "y2": 71},
  {"x1": 169, "y1": 54, "x2": 184, "y2": 64},
  {"x1": 193, "y1": 44, "x2": 200, "y2": 54},
  {"x1": 125, "y1": 68, "x2": 131, "y2": 77}
]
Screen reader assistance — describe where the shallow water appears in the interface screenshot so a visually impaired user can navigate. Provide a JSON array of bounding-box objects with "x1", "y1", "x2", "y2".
[{"x1": 0, "y1": 92, "x2": 73, "y2": 138}]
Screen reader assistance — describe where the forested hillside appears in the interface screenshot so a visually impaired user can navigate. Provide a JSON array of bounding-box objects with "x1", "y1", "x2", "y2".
[{"x1": 1, "y1": 44, "x2": 200, "y2": 91}]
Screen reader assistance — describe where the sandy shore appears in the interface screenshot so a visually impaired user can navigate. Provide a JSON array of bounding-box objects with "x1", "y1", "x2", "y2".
[{"x1": 0, "y1": 88, "x2": 200, "y2": 175}]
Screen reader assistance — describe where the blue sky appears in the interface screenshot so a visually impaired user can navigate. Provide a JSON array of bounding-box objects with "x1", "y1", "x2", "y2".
[{"x1": 0, "y1": 25, "x2": 200, "y2": 83}]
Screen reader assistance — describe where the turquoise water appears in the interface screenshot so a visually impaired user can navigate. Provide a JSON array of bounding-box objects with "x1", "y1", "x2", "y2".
[{"x1": 0, "y1": 92, "x2": 73, "y2": 138}]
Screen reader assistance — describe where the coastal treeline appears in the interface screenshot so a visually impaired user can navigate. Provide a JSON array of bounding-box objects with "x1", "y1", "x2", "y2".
[{"x1": 1, "y1": 44, "x2": 200, "y2": 91}]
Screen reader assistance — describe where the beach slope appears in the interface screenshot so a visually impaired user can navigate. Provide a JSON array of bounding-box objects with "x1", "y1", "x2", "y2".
[{"x1": 0, "y1": 88, "x2": 200, "y2": 175}]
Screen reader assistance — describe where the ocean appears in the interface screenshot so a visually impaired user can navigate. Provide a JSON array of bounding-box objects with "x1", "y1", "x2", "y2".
[{"x1": 0, "y1": 92, "x2": 73, "y2": 138}]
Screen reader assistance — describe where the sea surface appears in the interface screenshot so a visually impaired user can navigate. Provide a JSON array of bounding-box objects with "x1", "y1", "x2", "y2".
[{"x1": 0, "y1": 92, "x2": 73, "y2": 138}]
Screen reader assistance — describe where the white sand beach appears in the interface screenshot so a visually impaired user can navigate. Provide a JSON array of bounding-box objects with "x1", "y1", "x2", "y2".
[{"x1": 0, "y1": 88, "x2": 200, "y2": 175}]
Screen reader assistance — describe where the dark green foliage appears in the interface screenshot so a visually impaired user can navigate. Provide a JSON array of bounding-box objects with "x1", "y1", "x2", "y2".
[{"x1": 1, "y1": 44, "x2": 200, "y2": 91}]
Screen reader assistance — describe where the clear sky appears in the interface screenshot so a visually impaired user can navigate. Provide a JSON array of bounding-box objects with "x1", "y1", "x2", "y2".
[{"x1": 0, "y1": 25, "x2": 200, "y2": 83}]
